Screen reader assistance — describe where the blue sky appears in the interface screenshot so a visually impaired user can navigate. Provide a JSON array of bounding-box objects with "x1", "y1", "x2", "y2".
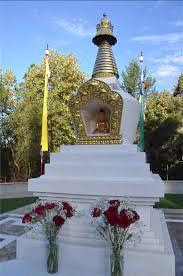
[{"x1": 0, "y1": 0, "x2": 183, "y2": 92}]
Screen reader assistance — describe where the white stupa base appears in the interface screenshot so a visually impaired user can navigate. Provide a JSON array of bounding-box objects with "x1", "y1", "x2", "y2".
[
  {"x1": 0, "y1": 144, "x2": 174, "y2": 275},
  {"x1": 0, "y1": 210, "x2": 174, "y2": 276}
]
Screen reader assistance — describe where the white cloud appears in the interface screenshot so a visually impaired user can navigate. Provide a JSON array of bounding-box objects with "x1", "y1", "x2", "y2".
[
  {"x1": 175, "y1": 21, "x2": 183, "y2": 27},
  {"x1": 53, "y1": 17, "x2": 95, "y2": 37},
  {"x1": 152, "y1": 54, "x2": 183, "y2": 65},
  {"x1": 156, "y1": 65, "x2": 180, "y2": 78},
  {"x1": 132, "y1": 32, "x2": 183, "y2": 43}
]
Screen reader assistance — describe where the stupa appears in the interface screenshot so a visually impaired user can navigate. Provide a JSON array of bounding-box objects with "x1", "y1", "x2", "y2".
[{"x1": 0, "y1": 15, "x2": 175, "y2": 276}]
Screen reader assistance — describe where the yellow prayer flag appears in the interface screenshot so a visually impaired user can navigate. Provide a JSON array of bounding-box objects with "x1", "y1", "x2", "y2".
[{"x1": 41, "y1": 50, "x2": 50, "y2": 152}]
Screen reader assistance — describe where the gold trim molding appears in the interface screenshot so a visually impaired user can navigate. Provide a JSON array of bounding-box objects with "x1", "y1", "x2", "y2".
[
  {"x1": 93, "y1": 72, "x2": 118, "y2": 78},
  {"x1": 69, "y1": 79, "x2": 123, "y2": 145}
]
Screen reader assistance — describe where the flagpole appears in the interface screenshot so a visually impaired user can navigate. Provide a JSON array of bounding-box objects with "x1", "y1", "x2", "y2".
[
  {"x1": 40, "y1": 148, "x2": 43, "y2": 176},
  {"x1": 139, "y1": 50, "x2": 144, "y2": 152},
  {"x1": 40, "y1": 45, "x2": 50, "y2": 176}
]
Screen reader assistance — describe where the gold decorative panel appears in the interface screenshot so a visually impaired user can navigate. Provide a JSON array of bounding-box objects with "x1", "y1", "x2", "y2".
[{"x1": 69, "y1": 79, "x2": 123, "y2": 145}]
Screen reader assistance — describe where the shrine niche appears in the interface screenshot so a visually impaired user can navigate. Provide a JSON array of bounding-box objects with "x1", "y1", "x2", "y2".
[
  {"x1": 69, "y1": 78, "x2": 123, "y2": 144},
  {"x1": 81, "y1": 101, "x2": 111, "y2": 136}
]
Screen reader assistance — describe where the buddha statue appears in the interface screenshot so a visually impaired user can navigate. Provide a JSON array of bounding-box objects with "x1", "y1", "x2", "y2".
[{"x1": 93, "y1": 108, "x2": 110, "y2": 134}]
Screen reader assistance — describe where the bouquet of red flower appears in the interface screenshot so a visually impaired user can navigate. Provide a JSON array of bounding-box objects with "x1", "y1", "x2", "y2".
[
  {"x1": 22, "y1": 200, "x2": 75, "y2": 274},
  {"x1": 91, "y1": 198, "x2": 140, "y2": 276}
]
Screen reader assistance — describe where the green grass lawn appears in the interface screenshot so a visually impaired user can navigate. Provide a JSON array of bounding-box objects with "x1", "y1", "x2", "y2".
[
  {"x1": 0, "y1": 197, "x2": 38, "y2": 214},
  {"x1": 154, "y1": 194, "x2": 183, "y2": 209}
]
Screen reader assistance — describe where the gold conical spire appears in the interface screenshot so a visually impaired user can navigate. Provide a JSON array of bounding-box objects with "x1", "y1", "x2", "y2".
[{"x1": 92, "y1": 14, "x2": 119, "y2": 79}]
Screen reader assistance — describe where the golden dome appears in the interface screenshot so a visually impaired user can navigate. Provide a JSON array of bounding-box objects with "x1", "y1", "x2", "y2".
[{"x1": 101, "y1": 14, "x2": 111, "y2": 26}]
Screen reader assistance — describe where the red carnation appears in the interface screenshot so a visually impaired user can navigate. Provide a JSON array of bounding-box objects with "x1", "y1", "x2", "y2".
[
  {"x1": 104, "y1": 206, "x2": 119, "y2": 226},
  {"x1": 109, "y1": 200, "x2": 120, "y2": 208},
  {"x1": 129, "y1": 210, "x2": 140, "y2": 223},
  {"x1": 65, "y1": 208, "x2": 73, "y2": 218},
  {"x1": 22, "y1": 214, "x2": 32, "y2": 223},
  {"x1": 45, "y1": 203, "x2": 56, "y2": 210},
  {"x1": 53, "y1": 215, "x2": 65, "y2": 227},
  {"x1": 92, "y1": 208, "x2": 101, "y2": 217},
  {"x1": 34, "y1": 205, "x2": 45, "y2": 216},
  {"x1": 118, "y1": 209, "x2": 132, "y2": 229},
  {"x1": 62, "y1": 202, "x2": 72, "y2": 210},
  {"x1": 62, "y1": 201, "x2": 74, "y2": 218}
]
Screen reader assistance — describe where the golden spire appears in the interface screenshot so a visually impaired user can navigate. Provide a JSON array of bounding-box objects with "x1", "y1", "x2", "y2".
[{"x1": 92, "y1": 14, "x2": 119, "y2": 79}]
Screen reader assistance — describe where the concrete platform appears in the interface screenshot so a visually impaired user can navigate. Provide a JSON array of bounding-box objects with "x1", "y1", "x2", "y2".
[
  {"x1": 0, "y1": 206, "x2": 182, "y2": 275},
  {"x1": 0, "y1": 258, "x2": 105, "y2": 276}
]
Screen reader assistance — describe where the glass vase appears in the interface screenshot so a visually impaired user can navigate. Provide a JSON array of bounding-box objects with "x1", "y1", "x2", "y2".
[
  {"x1": 47, "y1": 239, "x2": 58, "y2": 274},
  {"x1": 110, "y1": 249, "x2": 124, "y2": 276}
]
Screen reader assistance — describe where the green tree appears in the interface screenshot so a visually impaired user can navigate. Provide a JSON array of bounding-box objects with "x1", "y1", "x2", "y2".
[
  {"x1": 173, "y1": 73, "x2": 183, "y2": 96},
  {"x1": 121, "y1": 59, "x2": 156, "y2": 97},
  {"x1": 145, "y1": 90, "x2": 183, "y2": 179},
  {"x1": 1, "y1": 51, "x2": 86, "y2": 181},
  {"x1": 0, "y1": 70, "x2": 18, "y2": 181}
]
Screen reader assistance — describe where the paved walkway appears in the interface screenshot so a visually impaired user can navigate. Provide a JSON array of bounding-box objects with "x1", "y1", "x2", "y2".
[
  {"x1": 0, "y1": 206, "x2": 182, "y2": 275},
  {"x1": 0, "y1": 205, "x2": 32, "y2": 262}
]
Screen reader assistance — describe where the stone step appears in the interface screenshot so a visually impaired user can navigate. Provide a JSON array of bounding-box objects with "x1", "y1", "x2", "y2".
[
  {"x1": 60, "y1": 144, "x2": 139, "y2": 153},
  {"x1": 29, "y1": 176, "x2": 164, "y2": 198},
  {"x1": 0, "y1": 259, "x2": 103, "y2": 276},
  {"x1": 50, "y1": 145, "x2": 144, "y2": 163},
  {"x1": 45, "y1": 163, "x2": 151, "y2": 178},
  {"x1": 60, "y1": 228, "x2": 162, "y2": 247},
  {"x1": 51, "y1": 148, "x2": 145, "y2": 160},
  {"x1": 50, "y1": 152, "x2": 146, "y2": 164}
]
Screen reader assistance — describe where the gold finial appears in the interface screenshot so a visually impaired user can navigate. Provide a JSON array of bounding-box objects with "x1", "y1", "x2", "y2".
[
  {"x1": 92, "y1": 15, "x2": 119, "y2": 79},
  {"x1": 100, "y1": 13, "x2": 111, "y2": 26}
]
